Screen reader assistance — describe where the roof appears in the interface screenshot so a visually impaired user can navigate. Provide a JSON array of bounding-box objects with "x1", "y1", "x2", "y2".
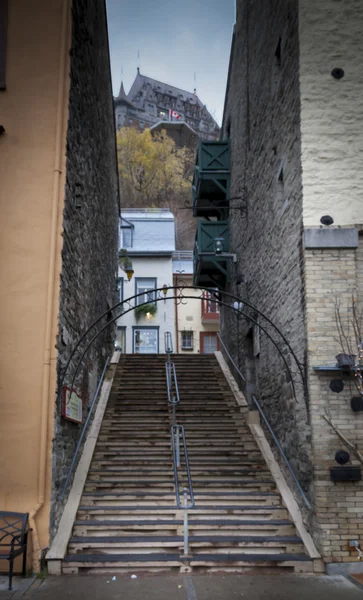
[
  {"x1": 120, "y1": 209, "x2": 175, "y2": 254},
  {"x1": 150, "y1": 120, "x2": 198, "y2": 137},
  {"x1": 115, "y1": 81, "x2": 136, "y2": 108},
  {"x1": 128, "y1": 71, "x2": 219, "y2": 129}
]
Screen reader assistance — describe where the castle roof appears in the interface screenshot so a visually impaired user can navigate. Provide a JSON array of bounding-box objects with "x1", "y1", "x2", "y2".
[
  {"x1": 128, "y1": 71, "x2": 219, "y2": 129},
  {"x1": 115, "y1": 80, "x2": 136, "y2": 108}
]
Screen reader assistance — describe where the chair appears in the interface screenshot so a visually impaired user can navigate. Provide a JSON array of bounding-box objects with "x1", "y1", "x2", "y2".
[{"x1": 0, "y1": 511, "x2": 29, "y2": 590}]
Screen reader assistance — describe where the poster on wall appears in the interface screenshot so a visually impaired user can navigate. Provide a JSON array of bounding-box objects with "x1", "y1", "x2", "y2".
[{"x1": 62, "y1": 386, "x2": 82, "y2": 424}]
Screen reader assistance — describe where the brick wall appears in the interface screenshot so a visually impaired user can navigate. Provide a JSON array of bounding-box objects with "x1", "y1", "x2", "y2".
[
  {"x1": 221, "y1": 0, "x2": 312, "y2": 493},
  {"x1": 305, "y1": 235, "x2": 363, "y2": 562},
  {"x1": 50, "y1": 0, "x2": 119, "y2": 535}
]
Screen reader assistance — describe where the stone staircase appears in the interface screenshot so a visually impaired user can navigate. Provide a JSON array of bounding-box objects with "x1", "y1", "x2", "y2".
[{"x1": 62, "y1": 353, "x2": 314, "y2": 574}]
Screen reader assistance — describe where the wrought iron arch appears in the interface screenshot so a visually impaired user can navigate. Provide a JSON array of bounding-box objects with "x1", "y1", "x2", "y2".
[{"x1": 58, "y1": 285, "x2": 306, "y2": 410}]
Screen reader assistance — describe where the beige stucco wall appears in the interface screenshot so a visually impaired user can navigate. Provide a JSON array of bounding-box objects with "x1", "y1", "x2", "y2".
[
  {"x1": 299, "y1": 0, "x2": 363, "y2": 227},
  {"x1": 173, "y1": 276, "x2": 219, "y2": 353},
  {"x1": 0, "y1": 0, "x2": 70, "y2": 559}
]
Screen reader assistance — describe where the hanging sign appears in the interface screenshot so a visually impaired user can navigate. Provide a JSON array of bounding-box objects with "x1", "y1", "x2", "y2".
[{"x1": 62, "y1": 386, "x2": 82, "y2": 424}]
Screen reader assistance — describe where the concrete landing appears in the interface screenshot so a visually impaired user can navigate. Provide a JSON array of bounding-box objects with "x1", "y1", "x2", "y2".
[{"x1": 2, "y1": 573, "x2": 361, "y2": 600}]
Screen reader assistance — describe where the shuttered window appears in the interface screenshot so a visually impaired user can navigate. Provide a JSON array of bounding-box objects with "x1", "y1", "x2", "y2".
[{"x1": 0, "y1": 0, "x2": 8, "y2": 90}]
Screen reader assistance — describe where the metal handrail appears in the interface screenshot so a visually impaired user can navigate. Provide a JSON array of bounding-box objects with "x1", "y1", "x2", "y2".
[
  {"x1": 164, "y1": 332, "x2": 194, "y2": 555},
  {"x1": 164, "y1": 331, "x2": 173, "y2": 355},
  {"x1": 60, "y1": 356, "x2": 110, "y2": 499},
  {"x1": 217, "y1": 333, "x2": 311, "y2": 510},
  {"x1": 165, "y1": 362, "x2": 180, "y2": 406},
  {"x1": 171, "y1": 425, "x2": 194, "y2": 510}
]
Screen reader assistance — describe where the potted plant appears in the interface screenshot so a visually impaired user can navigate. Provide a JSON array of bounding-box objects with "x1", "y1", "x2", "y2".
[
  {"x1": 134, "y1": 303, "x2": 157, "y2": 321},
  {"x1": 118, "y1": 248, "x2": 134, "y2": 281}
]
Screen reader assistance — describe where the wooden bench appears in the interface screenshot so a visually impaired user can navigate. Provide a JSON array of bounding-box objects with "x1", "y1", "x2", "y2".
[{"x1": 0, "y1": 511, "x2": 29, "y2": 590}]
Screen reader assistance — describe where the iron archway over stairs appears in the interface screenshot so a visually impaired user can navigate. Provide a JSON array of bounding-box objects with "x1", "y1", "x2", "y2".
[{"x1": 58, "y1": 285, "x2": 307, "y2": 410}]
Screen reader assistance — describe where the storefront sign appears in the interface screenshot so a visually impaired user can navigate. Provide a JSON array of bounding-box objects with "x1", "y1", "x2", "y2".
[{"x1": 62, "y1": 386, "x2": 82, "y2": 423}]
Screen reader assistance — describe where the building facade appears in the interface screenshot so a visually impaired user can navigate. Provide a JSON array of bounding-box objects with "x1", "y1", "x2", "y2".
[
  {"x1": 173, "y1": 252, "x2": 220, "y2": 354},
  {"x1": 117, "y1": 210, "x2": 175, "y2": 354},
  {"x1": 216, "y1": 0, "x2": 363, "y2": 572},
  {"x1": 114, "y1": 70, "x2": 220, "y2": 141},
  {"x1": 0, "y1": 0, "x2": 119, "y2": 569}
]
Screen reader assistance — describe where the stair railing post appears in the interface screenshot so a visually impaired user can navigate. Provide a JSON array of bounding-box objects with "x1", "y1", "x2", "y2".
[
  {"x1": 183, "y1": 487, "x2": 189, "y2": 556},
  {"x1": 176, "y1": 423, "x2": 180, "y2": 468}
]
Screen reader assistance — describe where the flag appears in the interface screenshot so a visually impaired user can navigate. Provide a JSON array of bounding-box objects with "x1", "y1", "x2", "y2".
[{"x1": 169, "y1": 109, "x2": 181, "y2": 120}]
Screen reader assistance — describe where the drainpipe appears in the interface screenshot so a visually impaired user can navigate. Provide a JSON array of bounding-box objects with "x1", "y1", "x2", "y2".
[
  {"x1": 29, "y1": 0, "x2": 70, "y2": 572},
  {"x1": 174, "y1": 274, "x2": 179, "y2": 353}
]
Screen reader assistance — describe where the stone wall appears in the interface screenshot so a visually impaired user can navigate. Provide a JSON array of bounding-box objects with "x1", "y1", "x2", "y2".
[
  {"x1": 299, "y1": 0, "x2": 363, "y2": 227},
  {"x1": 305, "y1": 232, "x2": 363, "y2": 563},
  {"x1": 221, "y1": 0, "x2": 312, "y2": 493},
  {"x1": 50, "y1": 0, "x2": 119, "y2": 536}
]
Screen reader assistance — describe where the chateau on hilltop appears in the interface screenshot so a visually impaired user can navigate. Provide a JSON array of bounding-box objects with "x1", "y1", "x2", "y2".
[{"x1": 114, "y1": 69, "x2": 220, "y2": 141}]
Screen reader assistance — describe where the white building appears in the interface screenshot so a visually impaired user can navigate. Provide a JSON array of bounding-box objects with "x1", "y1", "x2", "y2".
[
  {"x1": 172, "y1": 251, "x2": 220, "y2": 354},
  {"x1": 116, "y1": 209, "x2": 175, "y2": 354}
]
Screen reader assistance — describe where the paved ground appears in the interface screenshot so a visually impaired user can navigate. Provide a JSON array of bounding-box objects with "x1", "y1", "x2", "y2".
[{"x1": 1, "y1": 573, "x2": 362, "y2": 600}]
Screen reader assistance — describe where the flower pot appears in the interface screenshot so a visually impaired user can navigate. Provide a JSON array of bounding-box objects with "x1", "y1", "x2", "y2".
[{"x1": 335, "y1": 353, "x2": 356, "y2": 369}]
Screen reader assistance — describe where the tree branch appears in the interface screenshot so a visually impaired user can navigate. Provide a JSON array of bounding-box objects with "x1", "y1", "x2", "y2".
[{"x1": 323, "y1": 411, "x2": 363, "y2": 464}]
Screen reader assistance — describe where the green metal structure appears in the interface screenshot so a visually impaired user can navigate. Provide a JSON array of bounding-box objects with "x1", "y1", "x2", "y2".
[
  {"x1": 192, "y1": 140, "x2": 231, "y2": 289},
  {"x1": 193, "y1": 220, "x2": 230, "y2": 288},
  {"x1": 192, "y1": 141, "x2": 230, "y2": 219}
]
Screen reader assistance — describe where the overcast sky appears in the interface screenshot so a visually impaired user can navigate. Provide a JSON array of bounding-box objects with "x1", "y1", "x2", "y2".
[{"x1": 106, "y1": 0, "x2": 235, "y2": 125}]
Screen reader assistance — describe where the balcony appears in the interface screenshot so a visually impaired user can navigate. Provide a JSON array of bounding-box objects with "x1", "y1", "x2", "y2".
[
  {"x1": 201, "y1": 292, "x2": 220, "y2": 324},
  {"x1": 193, "y1": 220, "x2": 230, "y2": 289},
  {"x1": 192, "y1": 141, "x2": 230, "y2": 218}
]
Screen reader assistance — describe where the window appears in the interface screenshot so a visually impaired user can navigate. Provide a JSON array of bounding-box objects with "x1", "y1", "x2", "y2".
[
  {"x1": 0, "y1": 0, "x2": 8, "y2": 90},
  {"x1": 133, "y1": 327, "x2": 159, "y2": 354},
  {"x1": 117, "y1": 277, "x2": 124, "y2": 302},
  {"x1": 135, "y1": 278, "x2": 157, "y2": 306},
  {"x1": 115, "y1": 327, "x2": 126, "y2": 352},
  {"x1": 181, "y1": 331, "x2": 193, "y2": 350},
  {"x1": 121, "y1": 227, "x2": 132, "y2": 248}
]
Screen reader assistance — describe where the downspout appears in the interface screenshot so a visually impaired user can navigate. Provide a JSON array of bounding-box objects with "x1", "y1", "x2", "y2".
[
  {"x1": 29, "y1": 0, "x2": 70, "y2": 572},
  {"x1": 174, "y1": 274, "x2": 179, "y2": 353}
]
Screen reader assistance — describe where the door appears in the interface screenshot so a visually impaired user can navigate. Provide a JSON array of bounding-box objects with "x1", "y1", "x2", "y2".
[
  {"x1": 200, "y1": 332, "x2": 220, "y2": 354},
  {"x1": 133, "y1": 327, "x2": 159, "y2": 354}
]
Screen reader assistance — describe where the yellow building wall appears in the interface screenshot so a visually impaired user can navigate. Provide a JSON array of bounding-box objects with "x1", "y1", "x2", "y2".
[
  {"x1": 173, "y1": 276, "x2": 219, "y2": 353},
  {"x1": 0, "y1": 0, "x2": 71, "y2": 562}
]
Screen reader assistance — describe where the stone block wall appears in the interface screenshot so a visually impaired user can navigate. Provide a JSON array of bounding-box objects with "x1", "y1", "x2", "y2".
[
  {"x1": 221, "y1": 0, "x2": 312, "y2": 492},
  {"x1": 50, "y1": 0, "x2": 119, "y2": 536},
  {"x1": 299, "y1": 0, "x2": 363, "y2": 227},
  {"x1": 305, "y1": 232, "x2": 363, "y2": 562}
]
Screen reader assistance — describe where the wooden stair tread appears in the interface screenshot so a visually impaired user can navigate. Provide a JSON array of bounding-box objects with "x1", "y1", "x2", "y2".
[
  {"x1": 64, "y1": 552, "x2": 311, "y2": 563},
  {"x1": 70, "y1": 535, "x2": 302, "y2": 543},
  {"x1": 74, "y1": 519, "x2": 294, "y2": 526}
]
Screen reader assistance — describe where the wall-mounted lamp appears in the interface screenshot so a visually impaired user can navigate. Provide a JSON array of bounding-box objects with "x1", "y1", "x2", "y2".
[
  {"x1": 124, "y1": 267, "x2": 134, "y2": 281},
  {"x1": 214, "y1": 237, "x2": 225, "y2": 254},
  {"x1": 232, "y1": 301, "x2": 244, "y2": 312}
]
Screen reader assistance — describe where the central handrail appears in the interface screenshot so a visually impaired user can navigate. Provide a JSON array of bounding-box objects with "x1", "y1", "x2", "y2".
[
  {"x1": 164, "y1": 332, "x2": 194, "y2": 555},
  {"x1": 171, "y1": 424, "x2": 194, "y2": 510},
  {"x1": 217, "y1": 333, "x2": 311, "y2": 510}
]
